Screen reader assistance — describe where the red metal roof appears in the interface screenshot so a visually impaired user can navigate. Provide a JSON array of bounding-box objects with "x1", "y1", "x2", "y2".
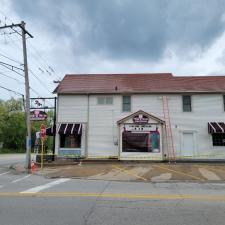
[{"x1": 54, "y1": 73, "x2": 225, "y2": 94}]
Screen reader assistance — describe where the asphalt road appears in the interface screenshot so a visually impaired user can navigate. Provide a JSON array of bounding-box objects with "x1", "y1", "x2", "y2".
[
  {"x1": 1, "y1": 166, "x2": 225, "y2": 225},
  {"x1": 0, "y1": 153, "x2": 27, "y2": 167}
]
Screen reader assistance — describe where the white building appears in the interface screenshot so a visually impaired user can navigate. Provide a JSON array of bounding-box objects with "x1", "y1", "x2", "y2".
[{"x1": 54, "y1": 73, "x2": 225, "y2": 161}]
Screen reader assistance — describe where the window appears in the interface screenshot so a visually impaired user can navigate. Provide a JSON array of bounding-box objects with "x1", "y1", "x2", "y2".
[
  {"x1": 122, "y1": 131, "x2": 160, "y2": 152},
  {"x1": 60, "y1": 134, "x2": 81, "y2": 148},
  {"x1": 212, "y1": 133, "x2": 225, "y2": 146},
  {"x1": 182, "y1": 95, "x2": 192, "y2": 112},
  {"x1": 122, "y1": 96, "x2": 131, "y2": 112},
  {"x1": 97, "y1": 96, "x2": 113, "y2": 105}
]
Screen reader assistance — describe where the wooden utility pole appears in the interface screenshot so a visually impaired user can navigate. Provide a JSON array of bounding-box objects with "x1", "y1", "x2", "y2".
[{"x1": 0, "y1": 21, "x2": 33, "y2": 170}]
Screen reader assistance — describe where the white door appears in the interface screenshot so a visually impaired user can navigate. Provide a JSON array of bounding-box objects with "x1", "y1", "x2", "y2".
[{"x1": 182, "y1": 132, "x2": 195, "y2": 156}]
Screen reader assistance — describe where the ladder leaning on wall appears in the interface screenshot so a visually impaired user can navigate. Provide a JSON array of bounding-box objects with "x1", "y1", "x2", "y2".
[{"x1": 162, "y1": 96, "x2": 176, "y2": 163}]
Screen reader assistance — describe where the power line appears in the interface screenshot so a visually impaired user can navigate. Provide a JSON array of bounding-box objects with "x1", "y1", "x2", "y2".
[
  {"x1": 0, "y1": 71, "x2": 24, "y2": 84},
  {"x1": 29, "y1": 69, "x2": 52, "y2": 93},
  {"x1": 0, "y1": 84, "x2": 24, "y2": 96},
  {"x1": 0, "y1": 60, "x2": 23, "y2": 71},
  {"x1": 28, "y1": 43, "x2": 61, "y2": 80},
  {"x1": 0, "y1": 62, "x2": 24, "y2": 77},
  {"x1": 0, "y1": 51, "x2": 23, "y2": 65}
]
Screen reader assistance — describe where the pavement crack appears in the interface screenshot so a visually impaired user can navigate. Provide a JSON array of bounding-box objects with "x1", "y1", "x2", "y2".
[{"x1": 83, "y1": 180, "x2": 112, "y2": 225}]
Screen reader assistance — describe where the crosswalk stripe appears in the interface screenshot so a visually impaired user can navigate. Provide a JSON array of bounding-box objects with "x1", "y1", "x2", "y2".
[
  {"x1": 20, "y1": 178, "x2": 71, "y2": 193},
  {"x1": 11, "y1": 174, "x2": 32, "y2": 183},
  {"x1": 0, "y1": 171, "x2": 10, "y2": 176}
]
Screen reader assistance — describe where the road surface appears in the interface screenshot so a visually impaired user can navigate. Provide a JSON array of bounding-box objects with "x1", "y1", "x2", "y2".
[{"x1": 0, "y1": 166, "x2": 225, "y2": 225}]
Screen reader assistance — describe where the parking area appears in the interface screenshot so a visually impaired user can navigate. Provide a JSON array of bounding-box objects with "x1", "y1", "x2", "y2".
[{"x1": 38, "y1": 162, "x2": 225, "y2": 182}]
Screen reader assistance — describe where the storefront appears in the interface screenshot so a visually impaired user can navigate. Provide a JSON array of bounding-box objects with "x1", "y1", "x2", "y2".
[
  {"x1": 56, "y1": 123, "x2": 86, "y2": 157},
  {"x1": 117, "y1": 110, "x2": 164, "y2": 161}
]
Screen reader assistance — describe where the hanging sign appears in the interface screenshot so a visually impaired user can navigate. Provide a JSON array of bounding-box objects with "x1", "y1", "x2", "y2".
[
  {"x1": 133, "y1": 114, "x2": 149, "y2": 124},
  {"x1": 30, "y1": 110, "x2": 48, "y2": 121}
]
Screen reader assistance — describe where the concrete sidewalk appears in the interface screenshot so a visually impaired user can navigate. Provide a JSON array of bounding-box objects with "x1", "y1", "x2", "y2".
[{"x1": 33, "y1": 162, "x2": 225, "y2": 183}]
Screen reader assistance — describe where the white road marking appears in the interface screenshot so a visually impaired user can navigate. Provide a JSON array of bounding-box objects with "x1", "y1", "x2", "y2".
[
  {"x1": 0, "y1": 171, "x2": 10, "y2": 176},
  {"x1": 11, "y1": 174, "x2": 32, "y2": 183},
  {"x1": 20, "y1": 178, "x2": 71, "y2": 193},
  {"x1": 199, "y1": 168, "x2": 221, "y2": 181},
  {"x1": 151, "y1": 173, "x2": 172, "y2": 181}
]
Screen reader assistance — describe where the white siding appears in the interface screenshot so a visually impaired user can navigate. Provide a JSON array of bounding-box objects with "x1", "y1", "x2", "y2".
[
  {"x1": 56, "y1": 93, "x2": 225, "y2": 159},
  {"x1": 57, "y1": 95, "x2": 88, "y2": 123}
]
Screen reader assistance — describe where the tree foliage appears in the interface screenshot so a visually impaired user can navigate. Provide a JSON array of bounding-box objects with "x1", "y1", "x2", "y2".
[{"x1": 0, "y1": 98, "x2": 54, "y2": 152}]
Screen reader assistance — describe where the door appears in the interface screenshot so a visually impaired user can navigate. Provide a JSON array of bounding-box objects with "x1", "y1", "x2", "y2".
[{"x1": 182, "y1": 132, "x2": 195, "y2": 156}]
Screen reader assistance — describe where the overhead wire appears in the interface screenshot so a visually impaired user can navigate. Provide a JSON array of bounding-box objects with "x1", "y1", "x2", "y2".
[
  {"x1": 0, "y1": 71, "x2": 24, "y2": 84},
  {"x1": 0, "y1": 84, "x2": 23, "y2": 97},
  {"x1": 29, "y1": 69, "x2": 52, "y2": 94},
  {"x1": 0, "y1": 13, "x2": 57, "y2": 105},
  {"x1": 0, "y1": 51, "x2": 23, "y2": 65}
]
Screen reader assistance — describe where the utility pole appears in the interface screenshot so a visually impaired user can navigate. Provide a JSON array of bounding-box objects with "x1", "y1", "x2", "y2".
[{"x1": 0, "y1": 21, "x2": 33, "y2": 170}]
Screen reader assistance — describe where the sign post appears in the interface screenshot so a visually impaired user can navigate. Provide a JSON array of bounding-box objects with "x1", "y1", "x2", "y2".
[{"x1": 40, "y1": 124, "x2": 46, "y2": 170}]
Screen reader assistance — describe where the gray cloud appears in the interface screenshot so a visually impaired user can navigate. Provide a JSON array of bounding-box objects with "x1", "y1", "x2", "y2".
[{"x1": 11, "y1": 0, "x2": 225, "y2": 61}]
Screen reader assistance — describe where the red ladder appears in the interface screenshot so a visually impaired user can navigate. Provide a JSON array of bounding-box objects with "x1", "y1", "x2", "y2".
[{"x1": 162, "y1": 96, "x2": 176, "y2": 163}]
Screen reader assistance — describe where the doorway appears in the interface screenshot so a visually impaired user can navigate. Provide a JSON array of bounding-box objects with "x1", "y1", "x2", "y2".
[{"x1": 181, "y1": 132, "x2": 195, "y2": 156}]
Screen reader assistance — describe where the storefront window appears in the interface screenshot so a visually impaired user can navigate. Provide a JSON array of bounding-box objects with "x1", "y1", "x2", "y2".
[
  {"x1": 60, "y1": 134, "x2": 81, "y2": 148},
  {"x1": 150, "y1": 131, "x2": 160, "y2": 152},
  {"x1": 122, "y1": 131, "x2": 160, "y2": 153}
]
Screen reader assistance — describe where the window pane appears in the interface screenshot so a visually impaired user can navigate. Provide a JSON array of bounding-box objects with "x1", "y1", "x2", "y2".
[
  {"x1": 122, "y1": 132, "x2": 151, "y2": 152},
  {"x1": 122, "y1": 96, "x2": 131, "y2": 112},
  {"x1": 212, "y1": 133, "x2": 225, "y2": 146},
  {"x1": 60, "y1": 134, "x2": 81, "y2": 148},
  {"x1": 183, "y1": 95, "x2": 191, "y2": 112},
  {"x1": 123, "y1": 96, "x2": 131, "y2": 104},
  {"x1": 97, "y1": 97, "x2": 105, "y2": 105},
  {"x1": 106, "y1": 97, "x2": 113, "y2": 104},
  {"x1": 123, "y1": 103, "x2": 131, "y2": 112}
]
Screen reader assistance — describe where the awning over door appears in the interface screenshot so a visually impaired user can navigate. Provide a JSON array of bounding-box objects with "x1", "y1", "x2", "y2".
[
  {"x1": 57, "y1": 123, "x2": 82, "y2": 135},
  {"x1": 208, "y1": 122, "x2": 225, "y2": 133}
]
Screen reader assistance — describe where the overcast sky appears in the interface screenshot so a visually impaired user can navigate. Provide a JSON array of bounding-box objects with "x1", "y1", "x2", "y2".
[{"x1": 1, "y1": 0, "x2": 225, "y2": 100}]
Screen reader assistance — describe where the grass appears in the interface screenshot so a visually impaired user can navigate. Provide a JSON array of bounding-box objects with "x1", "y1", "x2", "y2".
[{"x1": 0, "y1": 148, "x2": 26, "y2": 154}]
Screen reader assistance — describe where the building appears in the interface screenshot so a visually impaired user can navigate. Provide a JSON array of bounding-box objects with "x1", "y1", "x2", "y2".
[{"x1": 53, "y1": 73, "x2": 225, "y2": 161}]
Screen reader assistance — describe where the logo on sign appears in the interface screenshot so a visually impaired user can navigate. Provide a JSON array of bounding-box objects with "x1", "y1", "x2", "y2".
[
  {"x1": 30, "y1": 110, "x2": 48, "y2": 121},
  {"x1": 133, "y1": 114, "x2": 149, "y2": 124}
]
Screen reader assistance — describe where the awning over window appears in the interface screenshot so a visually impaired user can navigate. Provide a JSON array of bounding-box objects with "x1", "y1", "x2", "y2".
[
  {"x1": 208, "y1": 122, "x2": 225, "y2": 133},
  {"x1": 57, "y1": 123, "x2": 82, "y2": 135}
]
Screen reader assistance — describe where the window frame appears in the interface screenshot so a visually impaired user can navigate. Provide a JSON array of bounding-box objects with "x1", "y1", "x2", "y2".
[
  {"x1": 122, "y1": 95, "x2": 131, "y2": 112},
  {"x1": 97, "y1": 96, "x2": 113, "y2": 105},
  {"x1": 182, "y1": 95, "x2": 192, "y2": 112},
  {"x1": 60, "y1": 134, "x2": 82, "y2": 149},
  {"x1": 212, "y1": 133, "x2": 225, "y2": 146}
]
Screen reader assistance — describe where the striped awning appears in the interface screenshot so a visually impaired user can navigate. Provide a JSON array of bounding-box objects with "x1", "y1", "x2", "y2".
[
  {"x1": 57, "y1": 123, "x2": 82, "y2": 135},
  {"x1": 208, "y1": 122, "x2": 225, "y2": 133}
]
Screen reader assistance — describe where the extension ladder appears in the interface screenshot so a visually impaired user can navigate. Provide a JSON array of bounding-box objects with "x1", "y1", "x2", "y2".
[{"x1": 162, "y1": 96, "x2": 176, "y2": 163}]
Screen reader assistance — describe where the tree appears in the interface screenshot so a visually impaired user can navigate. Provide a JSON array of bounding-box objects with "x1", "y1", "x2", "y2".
[{"x1": 0, "y1": 98, "x2": 26, "y2": 151}]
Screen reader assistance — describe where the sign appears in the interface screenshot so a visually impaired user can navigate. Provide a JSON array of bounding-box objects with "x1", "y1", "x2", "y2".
[
  {"x1": 30, "y1": 110, "x2": 48, "y2": 121},
  {"x1": 31, "y1": 98, "x2": 45, "y2": 109},
  {"x1": 133, "y1": 114, "x2": 149, "y2": 124},
  {"x1": 40, "y1": 124, "x2": 46, "y2": 140},
  {"x1": 125, "y1": 124, "x2": 157, "y2": 132}
]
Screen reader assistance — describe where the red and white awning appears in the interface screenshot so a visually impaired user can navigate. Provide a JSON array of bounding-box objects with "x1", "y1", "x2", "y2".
[
  {"x1": 57, "y1": 123, "x2": 82, "y2": 135},
  {"x1": 208, "y1": 122, "x2": 225, "y2": 133}
]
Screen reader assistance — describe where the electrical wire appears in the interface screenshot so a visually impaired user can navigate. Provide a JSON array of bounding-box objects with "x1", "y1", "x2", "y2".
[
  {"x1": 0, "y1": 71, "x2": 24, "y2": 84},
  {"x1": 0, "y1": 84, "x2": 23, "y2": 96},
  {"x1": 0, "y1": 51, "x2": 23, "y2": 65}
]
